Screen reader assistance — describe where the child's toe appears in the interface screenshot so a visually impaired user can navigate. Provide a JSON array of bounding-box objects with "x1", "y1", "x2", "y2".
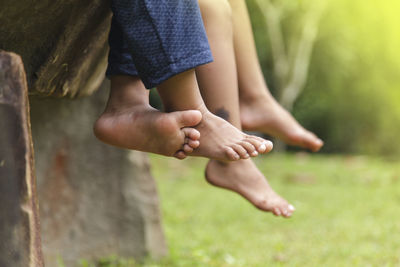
[
  {"x1": 225, "y1": 147, "x2": 240, "y2": 161},
  {"x1": 239, "y1": 141, "x2": 257, "y2": 156},
  {"x1": 174, "y1": 150, "x2": 187, "y2": 160},
  {"x1": 182, "y1": 127, "x2": 200, "y2": 140},
  {"x1": 273, "y1": 207, "x2": 281, "y2": 216},
  {"x1": 187, "y1": 139, "x2": 200, "y2": 149},
  {"x1": 231, "y1": 144, "x2": 250, "y2": 159},
  {"x1": 183, "y1": 144, "x2": 194, "y2": 153}
]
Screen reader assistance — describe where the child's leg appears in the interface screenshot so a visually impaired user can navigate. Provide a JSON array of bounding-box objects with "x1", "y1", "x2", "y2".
[
  {"x1": 96, "y1": 0, "x2": 272, "y2": 161},
  {"x1": 229, "y1": 0, "x2": 324, "y2": 152},
  {"x1": 197, "y1": 0, "x2": 294, "y2": 217}
]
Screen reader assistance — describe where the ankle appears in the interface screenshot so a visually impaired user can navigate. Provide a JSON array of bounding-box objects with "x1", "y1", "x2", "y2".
[
  {"x1": 240, "y1": 91, "x2": 270, "y2": 104},
  {"x1": 108, "y1": 75, "x2": 150, "y2": 109},
  {"x1": 157, "y1": 69, "x2": 208, "y2": 113},
  {"x1": 108, "y1": 91, "x2": 149, "y2": 109},
  {"x1": 193, "y1": 102, "x2": 210, "y2": 116},
  {"x1": 162, "y1": 99, "x2": 206, "y2": 114}
]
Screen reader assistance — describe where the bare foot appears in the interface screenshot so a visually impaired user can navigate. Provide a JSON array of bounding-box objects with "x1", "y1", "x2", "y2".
[
  {"x1": 240, "y1": 94, "x2": 323, "y2": 152},
  {"x1": 94, "y1": 104, "x2": 202, "y2": 159},
  {"x1": 206, "y1": 159, "x2": 295, "y2": 217},
  {"x1": 184, "y1": 107, "x2": 274, "y2": 161},
  {"x1": 94, "y1": 75, "x2": 203, "y2": 159}
]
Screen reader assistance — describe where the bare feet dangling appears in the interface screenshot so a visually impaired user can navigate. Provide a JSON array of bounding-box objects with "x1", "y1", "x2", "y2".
[
  {"x1": 157, "y1": 70, "x2": 274, "y2": 161},
  {"x1": 206, "y1": 159, "x2": 295, "y2": 217},
  {"x1": 240, "y1": 94, "x2": 323, "y2": 152}
]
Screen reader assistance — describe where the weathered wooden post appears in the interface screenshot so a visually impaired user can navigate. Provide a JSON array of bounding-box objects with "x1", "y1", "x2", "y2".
[
  {"x1": 0, "y1": 52, "x2": 44, "y2": 267},
  {"x1": 1, "y1": 0, "x2": 167, "y2": 266}
]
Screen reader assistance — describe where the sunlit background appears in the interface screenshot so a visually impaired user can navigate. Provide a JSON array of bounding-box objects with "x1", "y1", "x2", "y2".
[
  {"x1": 248, "y1": 0, "x2": 400, "y2": 156},
  {"x1": 24, "y1": 0, "x2": 397, "y2": 265}
]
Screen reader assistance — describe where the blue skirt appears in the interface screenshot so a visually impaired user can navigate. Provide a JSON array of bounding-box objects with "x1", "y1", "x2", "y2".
[{"x1": 107, "y1": 0, "x2": 213, "y2": 88}]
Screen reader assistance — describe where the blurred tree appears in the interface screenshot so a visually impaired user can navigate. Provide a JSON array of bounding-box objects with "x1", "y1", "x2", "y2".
[{"x1": 254, "y1": 0, "x2": 327, "y2": 112}]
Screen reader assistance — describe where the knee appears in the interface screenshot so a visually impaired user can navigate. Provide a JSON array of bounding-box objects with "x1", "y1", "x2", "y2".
[{"x1": 198, "y1": 0, "x2": 232, "y2": 23}]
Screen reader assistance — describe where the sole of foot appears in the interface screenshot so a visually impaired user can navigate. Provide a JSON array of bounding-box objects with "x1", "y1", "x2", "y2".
[
  {"x1": 205, "y1": 159, "x2": 295, "y2": 217},
  {"x1": 94, "y1": 105, "x2": 202, "y2": 159}
]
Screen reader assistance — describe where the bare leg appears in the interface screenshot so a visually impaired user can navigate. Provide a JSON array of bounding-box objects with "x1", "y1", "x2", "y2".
[
  {"x1": 197, "y1": 0, "x2": 294, "y2": 217},
  {"x1": 230, "y1": 0, "x2": 323, "y2": 152}
]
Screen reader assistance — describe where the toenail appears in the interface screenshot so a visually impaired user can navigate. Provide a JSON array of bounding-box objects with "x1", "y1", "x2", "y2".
[
  {"x1": 288, "y1": 205, "x2": 295, "y2": 211},
  {"x1": 274, "y1": 208, "x2": 281, "y2": 215},
  {"x1": 283, "y1": 210, "x2": 288, "y2": 215},
  {"x1": 251, "y1": 151, "x2": 258, "y2": 156},
  {"x1": 259, "y1": 144, "x2": 266, "y2": 152},
  {"x1": 245, "y1": 153, "x2": 250, "y2": 158},
  {"x1": 266, "y1": 141, "x2": 273, "y2": 148}
]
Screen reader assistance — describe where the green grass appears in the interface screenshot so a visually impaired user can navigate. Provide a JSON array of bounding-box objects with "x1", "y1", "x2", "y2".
[{"x1": 98, "y1": 153, "x2": 400, "y2": 266}]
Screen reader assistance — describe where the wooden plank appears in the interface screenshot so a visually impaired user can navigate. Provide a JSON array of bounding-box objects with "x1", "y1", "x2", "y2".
[{"x1": 0, "y1": 51, "x2": 44, "y2": 267}]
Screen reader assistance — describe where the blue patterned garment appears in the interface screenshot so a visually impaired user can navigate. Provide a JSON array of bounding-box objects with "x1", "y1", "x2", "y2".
[{"x1": 107, "y1": 0, "x2": 213, "y2": 88}]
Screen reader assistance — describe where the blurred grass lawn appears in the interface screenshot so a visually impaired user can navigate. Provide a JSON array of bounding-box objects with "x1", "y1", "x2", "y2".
[{"x1": 98, "y1": 153, "x2": 400, "y2": 267}]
